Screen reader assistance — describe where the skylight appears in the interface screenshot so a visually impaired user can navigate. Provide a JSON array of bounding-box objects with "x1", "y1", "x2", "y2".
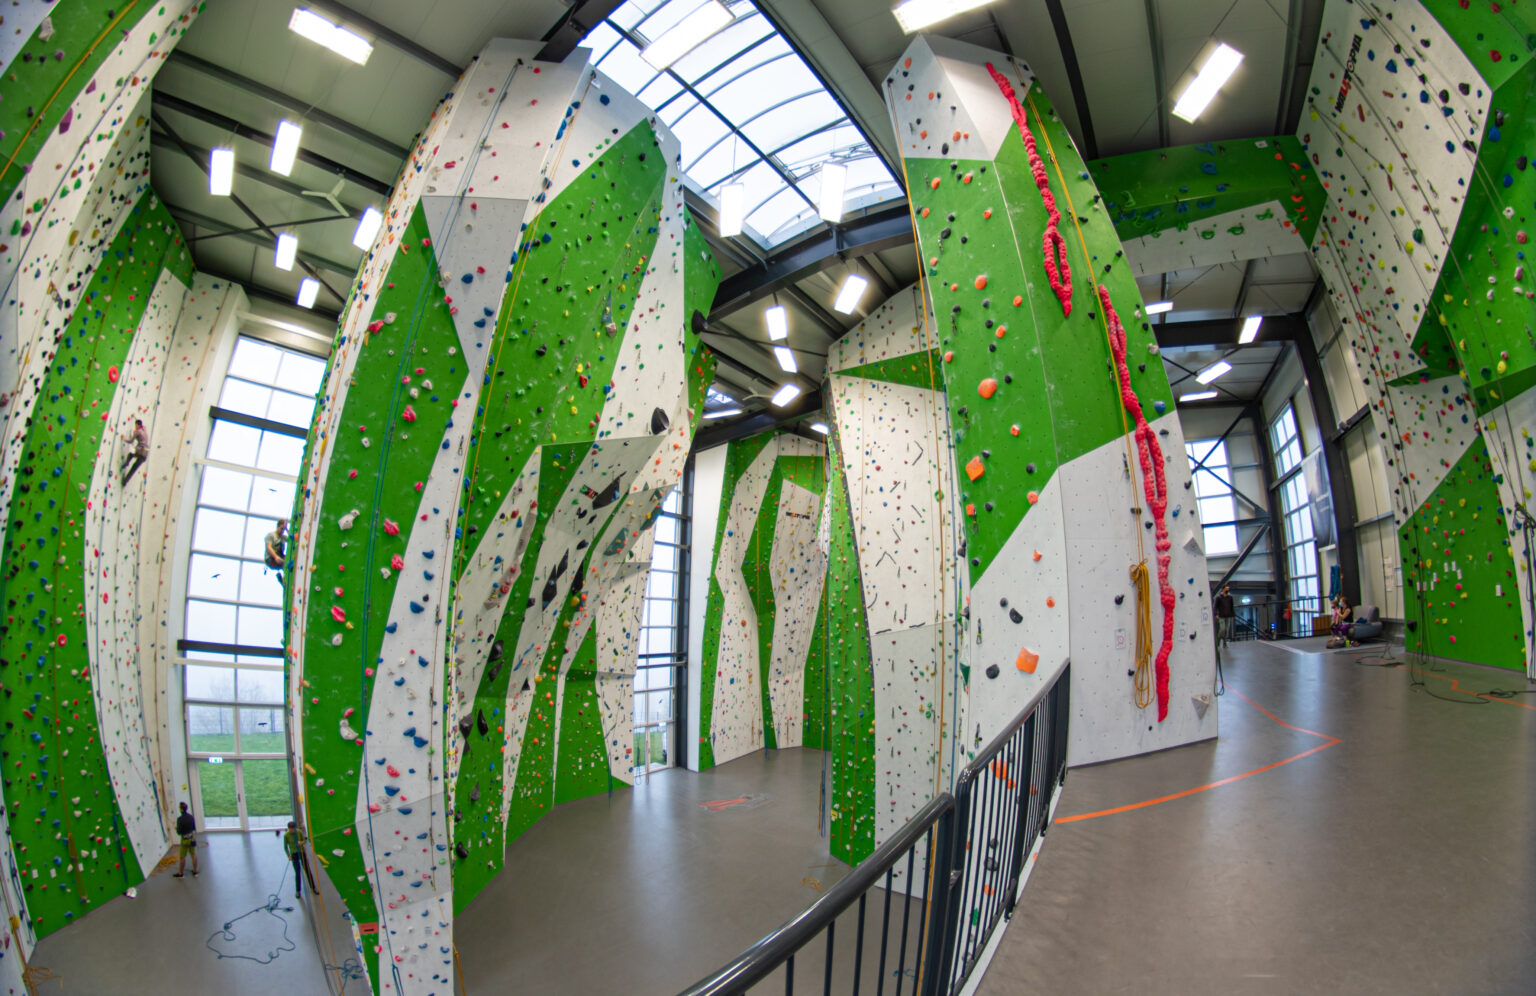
[{"x1": 580, "y1": 0, "x2": 902, "y2": 248}]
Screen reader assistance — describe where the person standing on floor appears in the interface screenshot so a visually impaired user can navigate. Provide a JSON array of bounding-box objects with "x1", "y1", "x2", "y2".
[
  {"x1": 1215, "y1": 584, "x2": 1236, "y2": 647},
  {"x1": 173, "y1": 801, "x2": 198, "y2": 878},
  {"x1": 283, "y1": 820, "x2": 317, "y2": 899},
  {"x1": 120, "y1": 418, "x2": 149, "y2": 486}
]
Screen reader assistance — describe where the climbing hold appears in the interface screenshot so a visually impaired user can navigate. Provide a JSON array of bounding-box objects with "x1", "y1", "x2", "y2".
[
  {"x1": 1015, "y1": 648, "x2": 1039, "y2": 674},
  {"x1": 978, "y1": 378, "x2": 998, "y2": 399}
]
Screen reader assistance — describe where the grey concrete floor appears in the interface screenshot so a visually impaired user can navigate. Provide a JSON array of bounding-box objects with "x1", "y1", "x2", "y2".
[
  {"x1": 29, "y1": 830, "x2": 363, "y2": 996},
  {"x1": 980, "y1": 639, "x2": 1536, "y2": 996}
]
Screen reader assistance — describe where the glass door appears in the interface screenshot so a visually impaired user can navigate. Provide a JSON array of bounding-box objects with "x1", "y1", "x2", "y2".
[{"x1": 185, "y1": 664, "x2": 291, "y2": 831}]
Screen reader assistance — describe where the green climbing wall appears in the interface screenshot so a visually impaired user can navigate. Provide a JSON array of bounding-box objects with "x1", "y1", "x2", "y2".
[{"x1": 0, "y1": 190, "x2": 189, "y2": 934}]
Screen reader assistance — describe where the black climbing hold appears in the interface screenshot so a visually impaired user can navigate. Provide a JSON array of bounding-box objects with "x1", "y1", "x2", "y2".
[
  {"x1": 985, "y1": 663, "x2": 1000, "y2": 680},
  {"x1": 476, "y1": 709, "x2": 489, "y2": 737},
  {"x1": 1008, "y1": 608, "x2": 1023, "y2": 624},
  {"x1": 1114, "y1": 594, "x2": 1125, "y2": 605},
  {"x1": 650, "y1": 407, "x2": 670, "y2": 434}
]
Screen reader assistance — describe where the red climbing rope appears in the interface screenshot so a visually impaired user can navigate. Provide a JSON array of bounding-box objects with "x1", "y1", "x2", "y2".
[
  {"x1": 984, "y1": 62, "x2": 1072, "y2": 316},
  {"x1": 1099, "y1": 285, "x2": 1175, "y2": 719}
]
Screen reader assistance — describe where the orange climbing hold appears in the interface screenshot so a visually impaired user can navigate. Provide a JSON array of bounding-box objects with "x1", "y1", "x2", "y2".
[
  {"x1": 978, "y1": 378, "x2": 998, "y2": 399},
  {"x1": 1013, "y1": 295, "x2": 1023, "y2": 307},
  {"x1": 965, "y1": 455, "x2": 986, "y2": 481},
  {"x1": 983, "y1": 209, "x2": 993, "y2": 219},
  {"x1": 1027, "y1": 490, "x2": 1039, "y2": 504},
  {"x1": 930, "y1": 177, "x2": 941, "y2": 189},
  {"x1": 974, "y1": 274, "x2": 988, "y2": 290},
  {"x1": 1016, "y1": 648, "x2": 1039, "y2": 674}
]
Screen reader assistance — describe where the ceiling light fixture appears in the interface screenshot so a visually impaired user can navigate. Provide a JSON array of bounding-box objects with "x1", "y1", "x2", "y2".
[
  {"x1": 770, "y1": 383, "x2": 802, "y2": 407},
  {"x1": 1196, "y1": 360, "x2": 1232, "y2": 384},
  {"x1": 640, "y1": 0, "x2": 731, "y2": 70},
  {"x1": 209, "y1": 148, "x2": 234, "y2": 196},
  {"x1": 289, "y1": 8, "x2": 373, "y2": 65},
  {"x1": 892, "y1": 0, "x2": 998, "y2": 32},
  {"x1": 818, "y1": 162, "x2": 847, "y2": 223},
  {"x1": 834, "y1": 273, "x2": 868, "y2": 314},
  {"x1": 1172, "y1": 43, "x2": 1244, "y2": 123},
  {"x1": 352, "y1": 207, "x2": 383, "y2": 249},
  {"x1": 274, "y1": 233, "x2": 298, "y2": 271},
  {"x1": 765, "y1": 304, "x2": 788, "y2": 341},
  {"x1": 271, "y1": 120, "x2": 302, "y2": 176},
  {"x1": 809, "y1": 422, "x2": 829, "y2": 434},
  {"x1": 774, "y1": 346, "x2": 798, "y2": 374},
  {"x1": 296, "y1": 278, "x2": 320, "y2": 309},
  {"x1": 703, "y1": 408, "x2": 743, "y2": 419},
  {"x1": 1238, "y1": 315, "x2": 1263, "y2": 344},
  {"x1": 1145, "y1": 300, "x2": 1174, "y2": 315},
  {"x1": 1180, "y1": 390, "x2": 1219, "y2": 402},
  {"x1": 718, "y1": 182, "x2": 746, "y2": 238}
]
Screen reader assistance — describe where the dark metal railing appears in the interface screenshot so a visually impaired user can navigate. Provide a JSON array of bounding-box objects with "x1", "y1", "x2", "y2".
[{"x1": 679, "y1": 665, "x2": 1072, "y2": 996}]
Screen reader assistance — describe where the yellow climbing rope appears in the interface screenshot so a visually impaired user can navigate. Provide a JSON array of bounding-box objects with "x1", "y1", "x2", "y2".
[{"x1": 1130, "y1": 560, "x2": 1154, "y2": 710}]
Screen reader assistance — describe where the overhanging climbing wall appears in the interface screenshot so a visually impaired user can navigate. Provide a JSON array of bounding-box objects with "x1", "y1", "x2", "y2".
[
  {"x1": 822, "y1": 286, "x2": 961, "y2": 864},
  {"x1": 1297, "y1": 0, "x2": 1533, "y2": 671},
  {"x1": 698, "y1": 431, "x2": 827, "y2": 769},
  {"x1": 884, "y1": 36, "x2": 1217, "y2": 792},
  {"x1": 286, "y1": 41, "x2": 718, "y2": 995}
]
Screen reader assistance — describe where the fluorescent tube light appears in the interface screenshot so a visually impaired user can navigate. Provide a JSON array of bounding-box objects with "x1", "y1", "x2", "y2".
[
  {"x1": 1145, "y1": 300, "x2": 1174, "y2": 315},
  {"x1": 774, "y1": 346, "x2": 798, "y2": 374},
  {"x1": 765, "y1": 305, "x2": 788, "y2": 341},
  {"x1": 296, "y1": 278, "x2": 320, "y2": 309},
  {"x1": 834, "y1": 274, "x2": 869, "y2": 314},
  {"x1": 352, "y1": 207, "x2": 383, "y2": 249},
  {"x1": 703, "y1": 408, "x2": 743, "y2": 419},
  {"x1": 718, "y1": 182, "x2": 745, "y2": 238},
  {"x1": 289, "y1": 8, "x2": 373, "y2": 65},
  {"x1": 1239, "y1": 315, "x2": 1263, "y2": 344},
  {"x1": 809, "y1": 422, "x2": 829, "y2": 434},
  {"x1": 640, "y1": 1, "x2": 731, "y2": 70},
  {"x1": 818, "y1": 162, "x2": 847, "y2": 223},
  {"x1": 274, "y1": 233, "x2": 298, "y2": 271},
  {"x1": 1172, "y1": 43, "x2": 1244, "y2": 123},
  {"x1": 271, "y1": 120, "x2": 302, "y2": 176},
  {"x1": 1196, "y1": 360, "x2": 1232, "y2": 384},
  {"x1": 892, "y1": 0, "x2": 997, "y2": 32},
  {"x1": 1180, "y1": 390, "x2": 1219, "y2": 402},
  {"x1": 209, "y1": 148, "x2": 234, "y2": 196},
  {"x1": 770, "y1": 383, "x2": 802, "y2": 408}
]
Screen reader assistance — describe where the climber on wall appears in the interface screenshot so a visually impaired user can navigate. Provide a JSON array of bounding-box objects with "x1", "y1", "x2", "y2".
[
  {"x1": 120, "y1": 418, "x2": 149, "y2": 486},
  {"x1": 265, "y1": 519, "x2": 288, "y2": 578}
]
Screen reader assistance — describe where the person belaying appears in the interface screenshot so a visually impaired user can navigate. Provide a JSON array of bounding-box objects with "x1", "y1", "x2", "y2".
[
  {"x1": 1215, "y1": 584, "x2": 1236, "y2": 647},
  {"x1": 120, "y1": 418, "x2": 149, "y2": 486},
  {"x1": 283, "y1": 820, "x2": 318, "y2": 899},
  {"x1": 173, "y1": 801, "x2": 199, "y2": 878},
  {"x1": 265, "y1": 518, "x2": 288, "y2": 578}
]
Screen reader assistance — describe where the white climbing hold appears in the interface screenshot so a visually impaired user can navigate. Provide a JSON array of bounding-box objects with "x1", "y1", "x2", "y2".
[
  {"x1": 340, "y1": 719, "x2": 359, "y2": 741},
  {"x1": 1191, "y1": 692, "x2": 1212, "y2": 718},
  {"x1": 384, "y1": 311, "x2": 397, "y2": 325},
  {"x1": 338, "y1": 508, "x2": 360, "y2": 530},
  {"x1": 331, "y1": 633, "x2": 344, "y2": 646}
]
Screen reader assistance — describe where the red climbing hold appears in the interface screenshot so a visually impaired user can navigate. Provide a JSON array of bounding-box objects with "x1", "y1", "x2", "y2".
[{"x1": 107, "y1": 366, "x2": 119, "y2": 383}]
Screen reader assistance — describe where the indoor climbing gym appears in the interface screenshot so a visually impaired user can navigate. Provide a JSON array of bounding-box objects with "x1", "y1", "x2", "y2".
[{"x1": 0, "y1": 0, "x2": 1532, "y2": 993}]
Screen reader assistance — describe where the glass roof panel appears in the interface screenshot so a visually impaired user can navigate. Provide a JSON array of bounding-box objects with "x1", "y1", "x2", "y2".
[
  {"x1": 580, "y1": 0, "x2": 901, "y2": 248},
  {"x1": 740, "y1": 92, "x2": 843, "y2": 152}
]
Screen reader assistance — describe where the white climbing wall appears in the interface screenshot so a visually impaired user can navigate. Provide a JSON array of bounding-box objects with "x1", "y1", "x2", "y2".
[
  {"x1": 765, "y1": 479, "x2": 827, "y2": 748},
  {"x1": 824, "y1": 286, "x2": 965, "y2": 845}
]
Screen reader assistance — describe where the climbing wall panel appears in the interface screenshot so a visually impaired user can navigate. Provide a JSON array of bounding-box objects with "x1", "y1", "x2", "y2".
[
  {"x1": 824, "y1": 286, "x2": 963, "y2": 860},
  {"x1": 698, "y1": 432, "x2": 826, "y2": 767},
  {"x1": 885, "y1": 36, "x2": 1215, "y2": 784},
  {"x1": 1298, "y1": 0, "x2": 1534, "y2": 670},
  {"x1": 0, "y1": 190, "x2": 189, "y2": 937},
  {"x1": 287, "y1": 41, "x2": 718, "y2": 995}
]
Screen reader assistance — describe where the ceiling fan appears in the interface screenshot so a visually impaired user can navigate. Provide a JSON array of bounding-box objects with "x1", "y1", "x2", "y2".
[{"x1": 300, "y1": 176, "x2": 348, "y2": 215}]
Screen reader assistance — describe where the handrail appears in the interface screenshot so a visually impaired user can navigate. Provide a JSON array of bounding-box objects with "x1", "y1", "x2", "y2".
[
  {"x1": 677, "y1": 664, "x2": 1071, "y2": 996},
  {"x1": 677, "y1": 792, "x2": 956, "y2": 996},
  {"x1": 956, "y1": 662, "x2": 1065, "y2": 789}
]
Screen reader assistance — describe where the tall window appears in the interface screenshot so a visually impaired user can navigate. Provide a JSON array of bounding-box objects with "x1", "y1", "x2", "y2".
[
  {"x1": 1185, "y1": 439, "x2": 1239, "y2": 556},
  {"x1": 1270, "y1": 405, "x2": 1319, "y2": 632},
  {"x1": 181, "y1": 336, "x2": 325, "y2": 830},
  {"x1": 634, "y1": 478, "x2": 690, "y2": 775}
]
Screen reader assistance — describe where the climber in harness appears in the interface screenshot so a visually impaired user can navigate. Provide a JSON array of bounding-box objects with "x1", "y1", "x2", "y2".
[{"x1": 265, "y1": 518, "x2": 288, "y2": 580}]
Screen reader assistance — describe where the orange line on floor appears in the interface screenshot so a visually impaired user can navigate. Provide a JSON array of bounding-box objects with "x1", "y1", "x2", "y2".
[
  {"x1": 1055, "y1": 686, "x2": 1340, "y2": 824},
  {"x1": 1397, "y1": 665, "x2": 1536, "y2": 711}
]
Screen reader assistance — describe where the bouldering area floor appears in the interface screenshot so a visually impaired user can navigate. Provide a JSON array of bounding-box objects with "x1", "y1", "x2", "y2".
[
  {"x1": 456, "y1": 746, "x2": 857, "y2": 994},
  {"x1": 28, "y1": 832, "x2": 363, "y2": 996},
  {"x1": 979, "y1": 639, "x2": 1536, "y2": 995}
]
